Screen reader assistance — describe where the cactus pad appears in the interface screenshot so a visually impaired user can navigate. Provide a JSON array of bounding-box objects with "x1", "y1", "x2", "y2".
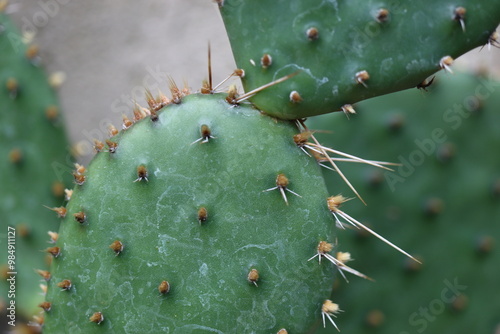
[
  {"x1": 219, "y1": 0, "x2": 500, "y2": 119},
  {"x1": 42, "y1": 93, "x2": 338, "y2": 333}
]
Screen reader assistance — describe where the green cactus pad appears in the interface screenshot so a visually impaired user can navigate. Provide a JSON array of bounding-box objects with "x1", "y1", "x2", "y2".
[
  {"x1": 308, "y1": 71, "x2": 500, "y2": 333},
  {"x1": 0, "y1": 12, "x2": 72, "y2": 322},
  {"x1": 43, "y1": 93, "x2": 337, "y2": 333},
  {"x1": 219, "y1": 0, "x2": 500, "y2": 119}
]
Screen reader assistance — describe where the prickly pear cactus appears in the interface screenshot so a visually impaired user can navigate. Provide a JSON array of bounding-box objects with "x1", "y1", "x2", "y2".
[
  {"x1": 219, "y1": 0, "x2": 500, "y2": 119},
  {"x1": 0, "y1": 10, "x2": 73, "y2": 326},
  {"x1": 41, "y1": 92, "x2": 340, "y2": 333},
  {"x1": 309, "y1": 71, "x2": 500, "y2": 333}
]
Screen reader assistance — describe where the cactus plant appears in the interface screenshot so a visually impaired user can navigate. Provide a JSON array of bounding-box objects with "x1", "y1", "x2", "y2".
[
  {"x1": 219, "y1": 0, "x2": 500, "y2": 119},
  {"x1": 0, "y1": 9, "x2": 73, "y2": 329},
  {"x1": 308, "y1": 71, "x2": 500, "y2": 333},
  {"x1": 4, "y1": 0, "x2": 498, "y2": 332},
  {"x1": 39, "y1": 91, "x2": 349, "y2": 333}
]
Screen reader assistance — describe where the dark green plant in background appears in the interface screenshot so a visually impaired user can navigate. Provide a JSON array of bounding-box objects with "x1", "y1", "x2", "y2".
[
  {"x1": 309, "y1": 71, "x2": 500, "y2": 333},
  {"x1": 0, "y1": 9, "x2": 73, "y2": 332}
]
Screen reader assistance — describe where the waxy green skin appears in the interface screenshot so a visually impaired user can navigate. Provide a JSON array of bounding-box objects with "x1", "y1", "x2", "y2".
[
  {"x1": 44, "y1": 94, "x2": 337, "y2": 333},
  {"x1": 0, "y1": 13, "x2": 72, "y2": 319},
  {"x1": 310, "y1": 72, "x2": 500, "y2": 333},
  {"x1": 220, "y1": 0, "x2": 500, "y2": 119}
]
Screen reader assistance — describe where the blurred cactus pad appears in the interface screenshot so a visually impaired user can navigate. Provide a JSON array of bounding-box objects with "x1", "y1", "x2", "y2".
[
  {"x1": 220, "y1": 0, "x2": 500, "y2": 119},
  {"x1": 0, "y1": 11, "x2": 73, "y2": 324},
  {"x1": 42, "y1": 92, "x2": 339, "y2": 333},
  {"x1": 309, "y1": 71, "x2": 500, "y2": 333}
]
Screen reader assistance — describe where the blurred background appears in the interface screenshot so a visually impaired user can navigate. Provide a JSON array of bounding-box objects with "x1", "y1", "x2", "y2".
[{"x1": 7, "y1": 0, "x2": 237, "y2": 165}]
